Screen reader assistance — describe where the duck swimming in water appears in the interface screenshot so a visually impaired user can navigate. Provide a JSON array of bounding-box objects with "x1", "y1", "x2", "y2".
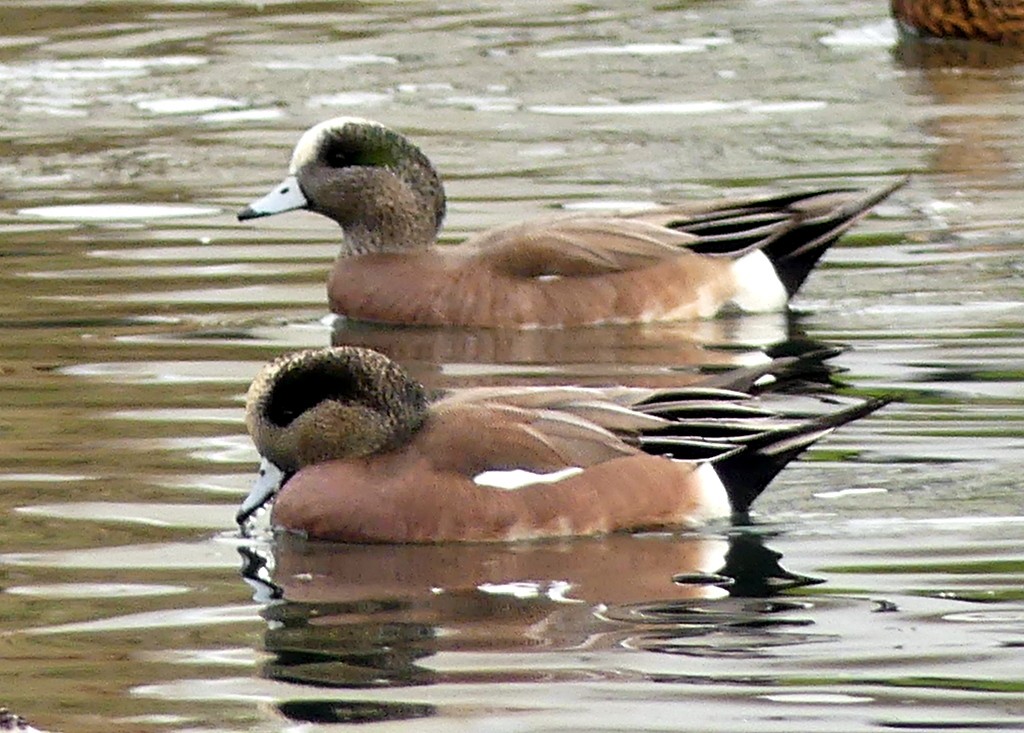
[
  {"x1": 238, "y1": 117, "x2": 903, "y2": 328},
  {"x1": 236, "y1": 346, "x2": 890, "y2": 542}
]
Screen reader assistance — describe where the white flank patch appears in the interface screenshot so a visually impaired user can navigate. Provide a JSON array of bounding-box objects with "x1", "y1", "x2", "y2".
[
  {"x1": 730, "y1": 250, "x2": 788, "y2": 313},
  {"x1": 691, "y1": 462, "x2": 733, "y2": 522},
  {"x1": 289, "y1": 116, "x2": 386, "y2": 173},
  {"x1": 473, "y1": 466, "x2": 584, "y2": 490}
]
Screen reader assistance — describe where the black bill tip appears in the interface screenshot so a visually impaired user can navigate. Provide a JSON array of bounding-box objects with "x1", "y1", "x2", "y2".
[{"x1": 237, "y1": 205, "x2": 264, "y2": 222}]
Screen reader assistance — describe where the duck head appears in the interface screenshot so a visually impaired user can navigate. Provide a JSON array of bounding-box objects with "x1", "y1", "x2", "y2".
[
  {"x1": 238, "y1": 117, "x2": 447, "y2": 255},
  {"x1": 236, "y1": 346, "x2": 430, "y2": 525}
]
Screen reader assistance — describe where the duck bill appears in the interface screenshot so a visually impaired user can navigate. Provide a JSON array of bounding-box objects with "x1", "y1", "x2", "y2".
[
  {"x1": 237, "y1": 175, "x2": 308, "y2": 220},
  {"x1": 236, "y1": 457, "x2": 287, "y2": 526}
]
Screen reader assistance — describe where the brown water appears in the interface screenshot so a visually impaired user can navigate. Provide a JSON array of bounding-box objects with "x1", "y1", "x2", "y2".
[{"x1": 2, "y1": 1, "x2": 1023, "y2": 731}]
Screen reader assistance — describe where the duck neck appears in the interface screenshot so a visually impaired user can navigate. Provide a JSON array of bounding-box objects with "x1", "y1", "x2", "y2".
[
  {"x1": 336, "y1": 167, "x2": 446, "y2": 258},
  {"x1": 343, "y1": 346, "x2": 432, "y2": 456},
  {"x1": 339, "y1": 219, "x2": 436, "y2": 257}
]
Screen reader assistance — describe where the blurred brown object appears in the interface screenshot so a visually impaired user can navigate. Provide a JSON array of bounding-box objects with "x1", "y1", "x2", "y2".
[{"x1": 892, "y1": 0, "x2": 1024, "y2": 44}]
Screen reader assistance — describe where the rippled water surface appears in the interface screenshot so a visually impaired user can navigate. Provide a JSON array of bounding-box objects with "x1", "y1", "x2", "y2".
[{"x1": 2, "y1": 1, "x2": 1023, "y2": 731}]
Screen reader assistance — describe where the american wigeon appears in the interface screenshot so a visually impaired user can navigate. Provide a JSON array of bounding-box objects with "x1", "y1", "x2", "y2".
[
  {"x1": 238, "y1": 117, "x2": 904, "y2": 328},
  {"x1": 236, "y1": 346, "x2": 889, "y2": 543},
  {"x1": 892, "y1": 0, "x2": 1024, "y2": 44}
]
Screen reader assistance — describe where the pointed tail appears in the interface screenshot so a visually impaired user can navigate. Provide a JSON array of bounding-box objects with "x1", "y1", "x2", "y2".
[
  {"x1": 674, "y1": 178, "x2": 906, "y2": 297},
  {"x1": 714, "y1": 396, "x2": 892, "y2": 515},
  {"x1": 760, "y1": 179, "x2": 907, "y2": 297}
]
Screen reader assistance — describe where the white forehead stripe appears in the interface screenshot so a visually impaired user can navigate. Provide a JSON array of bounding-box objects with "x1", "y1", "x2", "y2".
[{"x1": 288, "y1": 116, "x2": 389, "y2": 173}]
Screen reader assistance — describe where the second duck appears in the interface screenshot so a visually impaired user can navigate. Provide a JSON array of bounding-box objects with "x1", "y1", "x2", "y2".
[{"x1": 239, "y1": 117, "x2": 903, "y2": 328}]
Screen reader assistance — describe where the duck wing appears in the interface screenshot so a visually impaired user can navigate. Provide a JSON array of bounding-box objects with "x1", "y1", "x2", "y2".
[
  {"x1": 424, "y1": 398, "x2": 644, "y2": 474},
  {"x1": 471, "y1": 217, "x2": 702, "y2": 277},
  {"x1": 430, "y1": 385, "x2": 752, "y2": 470}
]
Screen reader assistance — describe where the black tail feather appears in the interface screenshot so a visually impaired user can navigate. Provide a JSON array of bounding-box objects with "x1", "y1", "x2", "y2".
[
  {"x1": 761, "y1": 179, "x2": 907, "y2": 297},
  {"x1": 639, "y1": 401, "x2": 777, "y2": 420},
  {"x1": 696, "y1": 349, "x2": 843, "y2": 396},
  {"x1": 670, "y1": 178, "x2": 906, "y2": 297},
  {"x1": 713, "y1": 397, "x2": 893, "y2": 515},
  {"x1": 693, "y1": 357, "x2": 803, "y2": 395},
  {"x1": 633, "y1": 394, "x2": 893, "y2": 512}
]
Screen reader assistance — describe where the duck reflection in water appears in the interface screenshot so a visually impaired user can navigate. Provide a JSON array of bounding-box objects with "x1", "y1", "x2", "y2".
[
  {"x1": 237, "y1": 532, "x2": 819, "y2": 725},
  {"x1": 330, "y1": 311, "x2": 827, "y2": 390}
]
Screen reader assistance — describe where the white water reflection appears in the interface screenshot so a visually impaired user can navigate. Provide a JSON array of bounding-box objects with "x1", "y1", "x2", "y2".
[
  {"x1": 1, "y1": 536, "x2": 251, "y2": 570},
  {"x1": 530, "y1": 99, "x2": 828, "y2": 115},
  {"x1": 136, "y1": 96, "x2": 245, "y2": 115},
  {"x1": 7, "y1": 583, "x2": 189, "y2": 599},
  {"x1": 60, "y1": 360, "x2": 258, "y2": 384},
  {"x1": 308, "y1": 91, "x2": 393, "y2": 107},
  {"x1": 820, "y1": 21, "x2": 898, "y2": 49},
  {"x1": 200, "y1": 107, "x2": 283, "y2": 123},
  {"x1": 261, "y1": 54, "x2": 398, "y2": 71},
  {"x1": 538, "y1": 38, "x2": 732, "y2": 58},
  {"x1": 18, "y1": 204, "x2": 221, "y2": 221},
  {"x1": 25, "y1": 604, "x2": 261, "y2": 635},
  {"x1": 0, "y1": 56, "x2": 206, "y2": 81},
  {"x1": 52, "y1": 283, "x2": 323, "y2": 305},
  {"x1": 141, "y1": 647, "x2": 264, "y2": 667},
  {"x1": 17, "y1": 502, "x2": 237, "y2": 529}
]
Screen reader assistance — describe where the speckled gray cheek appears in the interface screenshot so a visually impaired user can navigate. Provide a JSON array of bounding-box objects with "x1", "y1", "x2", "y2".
[{"x1": 292, "y1": 164, "x2": 369, "y2": 237}]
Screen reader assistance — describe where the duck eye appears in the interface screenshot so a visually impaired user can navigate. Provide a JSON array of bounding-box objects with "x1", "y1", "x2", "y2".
[{"x1": 325, "y1": 148, "x2": 352, "y2": 168}]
